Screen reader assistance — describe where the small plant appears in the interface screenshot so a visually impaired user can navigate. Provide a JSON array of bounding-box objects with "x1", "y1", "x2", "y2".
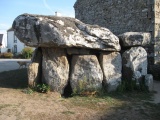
[
  {"x1": 3, "y1": 52, "x2": 13, "y2": 58},
  {"x1": 22, "y1": 88, "x2": 34, "y2": 94},
  {"x1": 72, "y1": 76, "x2": 101, "y2": 97},
  {"x1": 21, "y1": 47, "x2": 34, "y2": 59},
  {"x1": 35, "y1": 84, "x2": 50, "y2": 93},
  {"x1": 117, "y1": 79, "x2": 148, "y2": 93},
  {"x1": 61, "y1": 111, "x2": 75, "y2": 115}
]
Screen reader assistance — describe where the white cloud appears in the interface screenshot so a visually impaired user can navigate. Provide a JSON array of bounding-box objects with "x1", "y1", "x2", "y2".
[{"x1": 43, "y1": 0, "x2": 54, "y2": 14}]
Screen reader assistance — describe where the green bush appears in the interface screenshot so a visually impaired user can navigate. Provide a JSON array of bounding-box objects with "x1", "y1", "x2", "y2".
[
  {"x1": 35, "y1": 84, "x2": 50, "y2": 93},
  {"x1": 3, "y1": 52, "x2": 13, "y2": 58},
  {"x1": 22, "y1": 47, "x2": 34, "y2": 59}
]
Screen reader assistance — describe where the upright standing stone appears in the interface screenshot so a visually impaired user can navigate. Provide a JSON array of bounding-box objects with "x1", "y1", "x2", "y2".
[
  {"x1": 70, "y1": 55, "x2": 103, "y2": 93},
  {"x1": 122, "y1": 47, "x2": 147, "y2": 82},
  {"x1": 99, "y1": 52, "x2": 122, "y2": 92},
  {"x1": 145, "y1": 74, "x2": 153, "y2": 92},
  {"x1": 42, "y1": 48, "x2": 69, "y2": 94},
  {"x1": 28, "y1": 48, "x2": 43, "y2": 87},
  {"x1": 28, "y1": 63, "x2": 39, "y2": 87}
]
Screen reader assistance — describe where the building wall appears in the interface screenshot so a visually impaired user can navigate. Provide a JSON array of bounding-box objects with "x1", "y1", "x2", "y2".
[
  {"x1": 74, "y1": 0, "x2": 156, "y2": 64},
  {"x1": 0, "y1": 31, "x2": 7, "y2": 48},
  {"x1": 75, "y1": 0, "x2": 154, "y2": 35},
  {"x1": 7, "y1": 31, "x2": 25, "y2": 54},
  {"x1": 154, "y1": 0, "x2": 160, "y2": 63}
]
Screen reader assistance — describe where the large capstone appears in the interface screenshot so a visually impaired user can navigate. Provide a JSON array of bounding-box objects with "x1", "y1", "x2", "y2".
[
  {"x1": 42, "y1": 48, "x2": 69, "y2": 94},
  {"x1": 99, "y1": 52, "x2": 122, "y2": 92},
  {"x1": 12, "y1": 14, "x2": 120, "y2": 51},
  {"x1": 118, "y1": 32, "x2": 151, "y2": 47},
  {"x1": 70, "y1": 55, "x2": 103, "y2": 93},
  {"x1": 122, "y1": 47, "x2": 147, "y2": 81}
]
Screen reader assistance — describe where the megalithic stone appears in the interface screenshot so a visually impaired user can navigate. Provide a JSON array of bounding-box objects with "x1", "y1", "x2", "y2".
[{"x1": 12, "y1": 14, "x2": 121, "y2": 51}]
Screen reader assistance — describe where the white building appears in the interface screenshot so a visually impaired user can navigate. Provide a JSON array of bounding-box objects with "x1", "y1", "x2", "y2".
[
  {"x1": 0, "y1": 30, "x2": 8, "y2": 53},
  {"x1": 7, "y1": 28, "x2": 25, "y2": 54}
]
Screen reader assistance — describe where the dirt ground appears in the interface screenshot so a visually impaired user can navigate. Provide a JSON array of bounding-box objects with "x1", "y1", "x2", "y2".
[
  {"x1": 0, "y1": 87, "x2": 160, "y2": 120},
  {"x1": 0, "y1": 67, "x2": 160, "y2": 120}
]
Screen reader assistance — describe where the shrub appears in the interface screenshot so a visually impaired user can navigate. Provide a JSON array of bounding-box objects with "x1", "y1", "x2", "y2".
[
  {"x1": 3, "y1": 52, "x2": 13, "y2": 58},
  {"x1": 0, "y1": 53, "x2": 4, "y2": 58},
  {"x1": 22, "y1": 47, "x2": 34, "y2": 59},
  {"x1": 35, "y1": 84, "x2": 50, "y2": 93}
]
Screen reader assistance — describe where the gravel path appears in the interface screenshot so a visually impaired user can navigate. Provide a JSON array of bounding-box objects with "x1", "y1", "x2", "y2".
[{"x1": 0, "y1": 59, "x2": 31, "y2": 72}]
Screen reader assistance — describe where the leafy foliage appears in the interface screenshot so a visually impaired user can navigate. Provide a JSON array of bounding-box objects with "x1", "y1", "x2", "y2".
[
  {"x1": 21, "y1": 47, "x2": 34, "y2": 59},
  {"x1": 35, "y1": 84, "x2": 50, "y2": 93},
  {"x1": 3, "y1": 52, "x2": 13, "y2": 58}
]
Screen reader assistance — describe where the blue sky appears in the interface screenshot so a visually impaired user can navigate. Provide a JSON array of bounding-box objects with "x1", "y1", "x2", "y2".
[{"x1": 0, "y1": 0, "x2": 76, "y2": 31}]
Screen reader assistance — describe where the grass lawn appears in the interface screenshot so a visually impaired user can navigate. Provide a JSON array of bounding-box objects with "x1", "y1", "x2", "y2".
[{"x1": 0, "y1": 69, "x2": 160, "y2": 120}]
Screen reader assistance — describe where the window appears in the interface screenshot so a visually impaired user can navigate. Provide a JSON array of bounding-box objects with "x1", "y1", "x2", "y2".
[
  {"x1": 14, "y1": 35, "x2": 17, "y2": 43},
  {"x1": 13, "y1": 32, "x2": 17, "y2": 43},
  {"x1": 14, "y1": 45, "x2": 17, "y2": 53}
]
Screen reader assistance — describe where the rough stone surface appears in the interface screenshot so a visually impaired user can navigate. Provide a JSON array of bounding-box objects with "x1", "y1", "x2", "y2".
[
  {"x1": 145, "y1": 74, "x2": 154, "y2": 92},
  {"x1": 70, "y1": 55, "x2": 103, "y2": 93},
  {"x1": 74, "y1": 0, "x2": 154, "y2": 35},
  {"x1": 74, "y1": 0, "x2": 157, "y2": 65},
  {"x1": 122, "y1": 47, "x2": 147, "y2": 81},
  {"x1": 31, "y1": 47, "x2": 42, "y2": 63},
  {"x1": 28, "y1": 63, "x2": 39, "y2": 87},
  {"x1": 66, "y1": 48, "x2": 90, "y2": 55},
  {"x1": 132, "y1": 71, "x2": 143, "y2": 85},
  {"x1": 42, "y1": 48, "x2": 69, "y2": 94},
  {"x1": 99, "y1": 52, "x2": 122, "y2": 92},
  {"x1": 118, "y1": 32, "x2": 151, "y2": 47},
  {"x1": 12, "y1": 14, "x2": 121, "y2": 51}
]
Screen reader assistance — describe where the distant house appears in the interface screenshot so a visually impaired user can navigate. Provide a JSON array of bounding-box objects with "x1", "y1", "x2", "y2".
[
  {"x1": 0, "y1": 31, "x2": 8, "y2": 53},
  {"x1": 7, "y1": 28, "x2": 25, "y2": 54},
  {"x1": 0, "y1": 34, "x2": 3, "y2": 46}
]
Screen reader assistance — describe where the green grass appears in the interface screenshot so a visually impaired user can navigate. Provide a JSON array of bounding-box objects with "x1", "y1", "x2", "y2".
[
  {"x1": 61, "y1": 111, "x2": 75, "y2": 115},
  {"x1": 0, "y1": 104, "x2": 12, "y2": 110},
  {"x1": 0, "y1": 68, "x2": 28, "y2": 89},
  {"x1": 0, "y1": 68, "x2": 160, "y2": 119}
]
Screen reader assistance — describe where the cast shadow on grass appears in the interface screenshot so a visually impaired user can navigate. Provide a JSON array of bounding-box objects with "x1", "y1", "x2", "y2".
[
  {"x1": 99, "y1": 92, "x2": 160, "y2": 120},
  {"x1": 0, "y1": 68, "x2": 28, "y2": 89},
  {"x1": 69, "y1": 92, "x2": 160, "y2": 120},
  {"x1": 0, "y1": 69, "x2": 160, "y2": 120}
]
